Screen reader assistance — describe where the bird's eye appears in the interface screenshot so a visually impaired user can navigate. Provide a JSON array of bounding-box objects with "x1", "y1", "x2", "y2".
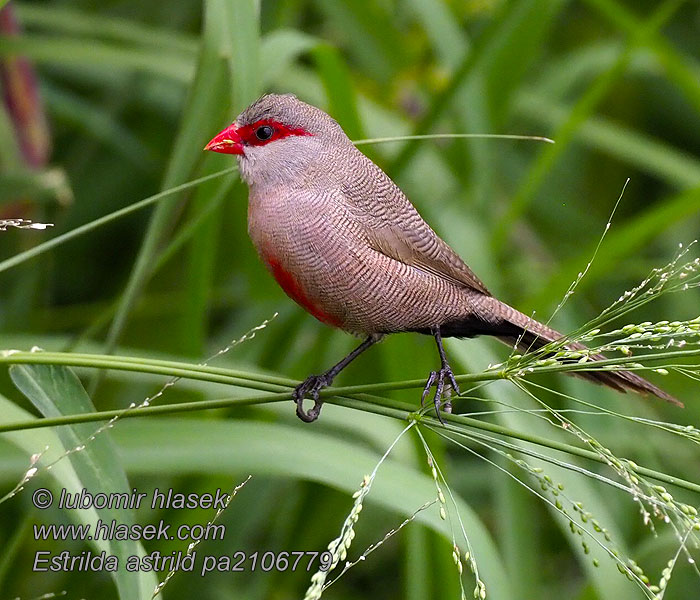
[{"x1": 255, "y1": 125, "x2": 274, "y2": 141}]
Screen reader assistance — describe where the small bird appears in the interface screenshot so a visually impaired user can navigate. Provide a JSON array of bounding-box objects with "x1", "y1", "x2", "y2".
[{"x1": 205, "y1": 94, "x2": 679, "y2": 422}]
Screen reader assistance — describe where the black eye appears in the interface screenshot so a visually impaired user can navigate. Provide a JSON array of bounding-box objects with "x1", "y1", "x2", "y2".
[{"x1": 255, "y1": 125, "x2": 274, "y2": 141}]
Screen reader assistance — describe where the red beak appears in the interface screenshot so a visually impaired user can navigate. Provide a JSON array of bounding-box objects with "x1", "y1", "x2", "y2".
[{"x1": 204, "y1": 124, "x2": 244, "y2": 155}]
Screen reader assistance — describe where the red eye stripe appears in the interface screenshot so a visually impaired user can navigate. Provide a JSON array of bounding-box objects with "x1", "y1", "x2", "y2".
[{"x1": 237, "y1": 119, "x2": 312, "y2": 147}]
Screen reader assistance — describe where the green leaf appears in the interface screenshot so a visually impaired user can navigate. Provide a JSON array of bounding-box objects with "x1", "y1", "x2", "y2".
[
  {"x1": 448, "y1": 342, "x2": 639, "y2": 600},
  {"x1": 312, "y1": 0, "x2": 404, "y2": 82},
  {"x1": 312, "y1": 43, "x2": 365, "y2": 141},
  {"x1": 526, "y1": 185, "x2": 700, "y2": 313},
  {"x1": 260, "y1": 29, "x2": 319, "y2": 86},
  {"x1": 0, "y1": 35, "x2": 194, "y2": 82},
  {"x1": 173, "y1": 0, "x2": 261, "y2": 354},
  {"x1": 178, "y1": 169, "x2": 233, "y2": 354},
  {"x1": 492, "y1": 0, "x2": 683, "y2": 252},
  {"x1": 0, "y1": 167, "x2": 236, "y2": 276},
  {"x1": 7, "y1": 365, "x2": 157, "y2": 599},
  {"x1": 223, "y1": 0, "x2": 261, "y2": 113},
  {"x1": 114, "y1": 417, "x2": 514, "y2": 600},
  {"x1": 516, "y1": 91, "x2": 700, "y2": 189},
  {"x1": 0, "y1": 168, "x2": 71, "y2": 206},
  {"x1": 17, "y1": 3, "x2": 197, "y2": 55},
  {"x1": 403, "y1": 0, "x2": 466, "y2": 70},
  {"x1": 585, "y1": 0, "x2": 700, "y2": 115},
  {"x1": 99, "y1": 0, "x2": 248, "y2": 363}
]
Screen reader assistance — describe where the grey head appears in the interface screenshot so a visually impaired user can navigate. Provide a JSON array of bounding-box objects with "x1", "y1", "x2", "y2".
[{"x1": 232, "y1": 94, "x2": 352, "y2": 186}]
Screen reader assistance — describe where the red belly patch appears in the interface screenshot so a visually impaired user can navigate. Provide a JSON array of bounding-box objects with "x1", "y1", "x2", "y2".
[{"x1": 264, "y1": 254, "x2": 342, "y2": 328}]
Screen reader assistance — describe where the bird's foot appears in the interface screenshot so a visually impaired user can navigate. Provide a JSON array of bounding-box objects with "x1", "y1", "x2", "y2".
[
  {"x1": 293, "y1": 374, "x2": 332, "y2": 422},
  {"x1": 291, "y1": 336, "x2": 381, "y2": 423},
  {"x1": 421, "y1": 364, "x2": 460, "y2": 424}
]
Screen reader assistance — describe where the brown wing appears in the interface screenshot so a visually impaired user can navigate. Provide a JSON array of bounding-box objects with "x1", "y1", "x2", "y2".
[
  {"x1": 340, "y1": 149, "x2": 490, "y2": 295},
  {"x1": 366, "y1": 224, "x2": 491, "y2": 295}
]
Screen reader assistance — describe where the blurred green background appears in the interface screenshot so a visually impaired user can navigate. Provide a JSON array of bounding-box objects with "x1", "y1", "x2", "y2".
[{"x1": 0, "y1": 0, "x2": 699, "y2": 598}]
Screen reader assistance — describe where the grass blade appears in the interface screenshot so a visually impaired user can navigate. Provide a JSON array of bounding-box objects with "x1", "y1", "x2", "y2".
[{"x1": 8, "y1": 366, "x2": 158, "y2": 599}]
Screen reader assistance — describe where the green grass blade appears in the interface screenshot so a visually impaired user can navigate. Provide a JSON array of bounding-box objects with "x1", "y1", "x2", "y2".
[
  {"x1": 492, "y1": 0, "x2": 684, "y2": 251},
  {"x1": 403, "y1": 0, "x2": 465, "y2": 69},
  {"x1": 0, "y1": 168, "x2": 235, "y2": 275},
  {"x1": 313, "y1": 0, "x2": 404, "y2": 82},
  {"x1": 449, "y1": 343, "x2": 638, "y2": 600},
  {"x1": 7, "y1": 367, "x2": 158, "y2": 599},
  {"x1": 99, "y1": 0, "x2": 243, "y2": 365},
  {"x1": 260, "y1": 29, "x2": 321, "y2": 86},
  {"x1": 17, "y1": 4, "x2": 197, "y2": 54},
  {"x1": 178, "y1": 168, "x2": 230, "y2": 354},
  {"x1": 585, "y1": 0, "x2": 700, "y2": 114},
  {"x1": 115, "y1": 417, "x2": 514, "y2": 600},
  {"x1": 516, "y1": 91, "x2": 700, "y2": 189},
  {"x1": 224, "y1": 0, "x2": 261, "y2": 112},
  {"x1": 526, "y1": 185, "x2": 700, "y2": 313},
  {"x1": 171, "y1": 0, "x2": 260, "y2": 353},
  {"x1": 0, "y1": 35, "x2": 194, "y2": 82},
  {"x1": 312, "y1": 43, "x2": 364, "y2": 141}
]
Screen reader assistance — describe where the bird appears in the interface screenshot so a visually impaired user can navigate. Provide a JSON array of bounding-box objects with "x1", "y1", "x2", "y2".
[{"x1": 205, "y1": 93, "x2": 680, "y2": 423}]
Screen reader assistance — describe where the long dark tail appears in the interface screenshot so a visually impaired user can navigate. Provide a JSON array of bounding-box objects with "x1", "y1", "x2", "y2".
[{"x1": 439, "y1": 297, "x2": 682, "y2": 406}]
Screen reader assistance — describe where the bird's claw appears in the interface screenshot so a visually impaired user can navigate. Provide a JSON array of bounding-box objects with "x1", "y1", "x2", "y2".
[
  {"x1": 293, "y1": 374, "x2": 331, "y2": 422},
  {"x1": 421, "y1": 365, "x2": 460, "y2": 424},
  {"x1": 420, "y1": 371, "x2": 438, "y2": 407}
]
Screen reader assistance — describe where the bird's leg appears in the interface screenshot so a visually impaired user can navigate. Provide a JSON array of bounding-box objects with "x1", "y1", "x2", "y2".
[
  {"x1": 421, "y1": 327, "x2": 460, "y2": 423},
  {"x1": 294, "y1": 334, "x2": 381, "y2": 422}
]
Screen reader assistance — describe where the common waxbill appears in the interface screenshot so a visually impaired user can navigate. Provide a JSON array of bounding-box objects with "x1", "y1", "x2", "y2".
[{"x1": 205, "y1": 94, "x2": 679, "y2": 422}]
